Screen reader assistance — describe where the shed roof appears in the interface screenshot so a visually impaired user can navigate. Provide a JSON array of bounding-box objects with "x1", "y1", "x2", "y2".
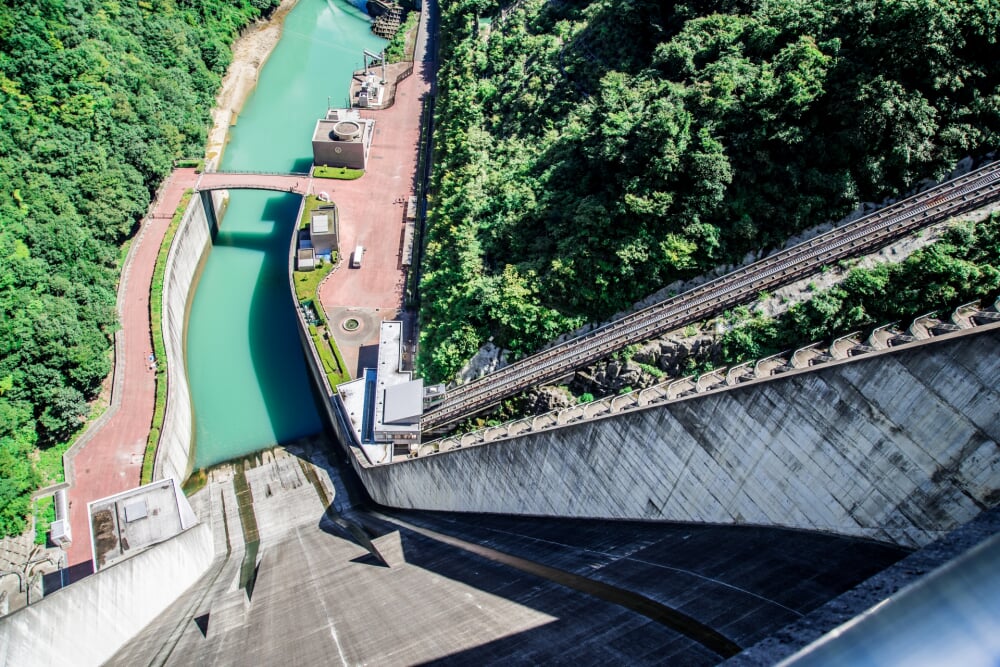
[
  {"x1": 312, "y1": 214, "x2": 330, "y2": 234},
  {"x1": 383, "y1": 379, "x2": 424, "y2": 425}
]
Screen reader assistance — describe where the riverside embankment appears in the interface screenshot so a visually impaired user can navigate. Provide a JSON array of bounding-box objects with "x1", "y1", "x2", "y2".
[
  {"x1": 62, "y1": 0, "x2": 378, "y2": 572},
  {"x1": 59, "y1": 0, "x2": 304, "y2": 575},
  {"x1": 62, "y1": 169, "x2": 200, "y2": 574}
]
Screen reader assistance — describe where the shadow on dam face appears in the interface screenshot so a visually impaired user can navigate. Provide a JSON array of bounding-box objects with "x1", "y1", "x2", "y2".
[{"x1": 105, "y1": 437, "x2": 909, "y2": 666}]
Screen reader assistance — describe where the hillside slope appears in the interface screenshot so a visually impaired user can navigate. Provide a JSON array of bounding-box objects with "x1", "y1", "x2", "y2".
[
  {"x1": 0, "y1": 0, "x2": 280, "y2": 536},
  {"x1": 418, "y1": 0, "x2": 1000, "y2": 382}
]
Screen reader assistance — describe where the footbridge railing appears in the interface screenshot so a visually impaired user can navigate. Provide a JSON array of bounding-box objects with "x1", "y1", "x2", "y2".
[{"x1": 202, "y1": 169, "x2": 311, "y2": 177}]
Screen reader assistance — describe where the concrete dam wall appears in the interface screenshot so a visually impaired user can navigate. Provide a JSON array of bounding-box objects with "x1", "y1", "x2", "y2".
[
  {"x1": 354, "y1": 327, "x2": 1000, "y2": 548},
  {"x1": 0, "y1": 523, "x2": 214, "y2": 667},
  {"x1": 154, "y1": 191, "x2": 218, "y2": 483}
]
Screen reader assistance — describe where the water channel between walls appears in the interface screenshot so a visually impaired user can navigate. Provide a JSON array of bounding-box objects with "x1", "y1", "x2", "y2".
[{"x1": 185, "y1": 0, "x2": 387, "y2": 470}]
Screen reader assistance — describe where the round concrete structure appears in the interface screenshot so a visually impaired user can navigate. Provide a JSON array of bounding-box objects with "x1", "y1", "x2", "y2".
[{"x1": 331, "y1": 120, "x2": 361, "y2": 141}]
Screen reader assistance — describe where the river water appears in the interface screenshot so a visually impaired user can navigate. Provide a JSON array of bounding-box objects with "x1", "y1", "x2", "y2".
[{"x1": 187, "y1": 0, "x2": 386, "y2": 469}]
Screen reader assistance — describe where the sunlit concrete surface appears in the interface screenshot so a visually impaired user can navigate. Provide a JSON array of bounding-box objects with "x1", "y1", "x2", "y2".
[
  {"x1": 781, "y1": 531, "x2": 1000, "y2": 667},
  {"x1": 105, "y1": 439, "x2": 907, "y2": 666}
]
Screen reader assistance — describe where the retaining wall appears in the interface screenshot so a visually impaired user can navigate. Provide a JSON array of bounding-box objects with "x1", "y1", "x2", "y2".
[
  {"x1": 0, "y1": 523, "x2": 214, "y2": 667},
  {"x1": 154, "y1": 192, "x2": 219, "y2": 482},
  {"x1": 352, "y1": 327, "x2": 1000, "y2": 548}
]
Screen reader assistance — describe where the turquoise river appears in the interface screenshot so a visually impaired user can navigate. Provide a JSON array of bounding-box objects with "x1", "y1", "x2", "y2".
[{"x1": 187, "y1": 0, "x2": 386, "y2": 469}]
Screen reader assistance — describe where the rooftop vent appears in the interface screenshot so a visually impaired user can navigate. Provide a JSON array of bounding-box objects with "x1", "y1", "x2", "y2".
[{"x1": 331, "y1": 120, "x2": 361, "y2": 141}]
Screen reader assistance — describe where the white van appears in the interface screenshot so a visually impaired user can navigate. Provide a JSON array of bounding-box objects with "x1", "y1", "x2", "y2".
[{"x1": 350, "y1": 245, "x2": 364, "y2": 268}]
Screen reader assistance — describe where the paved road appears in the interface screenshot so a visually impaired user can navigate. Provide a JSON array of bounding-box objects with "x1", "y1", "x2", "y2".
[
  {"x1": 65, "y1": 168, "x2": 200, "y2": 575},
  {"x1": 318, "y1": 5, "x2": 437, "y2": 370}
]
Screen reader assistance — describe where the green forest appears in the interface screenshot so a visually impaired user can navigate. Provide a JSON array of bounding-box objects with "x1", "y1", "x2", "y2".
[
  {"x1": 0, "y1": 0, "x2": 279, "y2": 537},
  {"x1": 418, "y1": 0, "x2": 1000, "y2": 382}
]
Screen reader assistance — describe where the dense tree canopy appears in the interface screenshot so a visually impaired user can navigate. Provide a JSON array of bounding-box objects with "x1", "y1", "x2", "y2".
[
  {"x1": 0, "y1": 0, "x2": 278, "y2": 537},
  {"x1": 418, "y1": 0, "x2": 1000, "y2": 382}
]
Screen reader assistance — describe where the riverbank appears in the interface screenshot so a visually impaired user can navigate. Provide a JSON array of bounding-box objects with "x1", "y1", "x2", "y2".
[{"x1": 205, "y1": 0, "x2": 301, "y2": 169}]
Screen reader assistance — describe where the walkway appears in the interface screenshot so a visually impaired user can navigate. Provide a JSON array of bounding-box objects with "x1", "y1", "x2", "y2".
[
  {"x1": 195, "y1": 171, "x2": 312, "y2": 195},
  {"x1": 318, "y1": 0, "x2": 437, "y2": 375},
  {"x1": 64, "y1": 168, "x2": 200, "y2": 576}
]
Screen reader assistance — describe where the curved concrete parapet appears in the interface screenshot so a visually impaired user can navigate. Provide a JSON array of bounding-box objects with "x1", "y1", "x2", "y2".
[
  {"x1": 358, "y1": 324, "x2": 1000, "y2": 548},
  {"x1": 754, "y1": 352, "x2": 791, "y2": 377},
  {"x1": 583, "y1": 400, "x2": 611, "y2": 419},
  {"x1": 611, "y1": 392, "x2": 639, "y2": 413},
  {"x1": 0, "y1": 523, "x2": 213, "y2": 667},
  {"x1": 507, "y1": 419, "x2": 532, "y2": 437},
  {"x1": 556, "y1": 405, "x2": 585, "y2": 426},
  {"x1": 638, "y1": 384, "x2": 668, "y2": 406},
  {"x1": 830, "y1": 332, "x2": 863, "y2": 359},
  {"x1": 154, "y1": 193, "x2": 216, "y2": 483},
  {"x1": 532, "y1": 413, "x2": 557, "y2": 430},
  {"x1": 696, "y1": 369, "x2": 727, "y2": 392},
  {"x1": 417, "y1": 309, "x2": 997, "y2": 462},
  {"x1": 951, "y1": 300, "x2": 982, "y2": 329},
  {"x1": 791, "y1": 343, "x2": 828, "y2": 368},
  {"x1": 666, "y1": 376, "x2": 696, "y2": 400},
  {"x1": 460, "y1": 432, "x2": 483, "y2": 447},
  {"x1": 726, "y1": 362, "x2": 754, "y2": 385},
  {"x1": 910, "y1": 313, "x2": 939, "y2": 340},
  {"x1": 869, "y1": 322, "x2": 902, "y2": 349},
  {"x1": 484, "y1": 425, "x2": 508, "y2": 442}
]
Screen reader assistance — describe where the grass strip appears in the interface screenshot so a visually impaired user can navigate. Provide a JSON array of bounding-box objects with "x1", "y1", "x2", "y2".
[
  {"x1": 293, "y1": 259, "x2": 335, "y2": 303},
  {"x1": 141, "y1": 189, "x2": 193, "y2": 485},
  {"x1": 308, "y1": 325, "x2": 351, "y2": 386},
  {"x1": 298, "y1": 194, "x2": 323, "y2": 229},
  {"x1": 313, "y1": 166, "x2": 364, "y2": 180}
]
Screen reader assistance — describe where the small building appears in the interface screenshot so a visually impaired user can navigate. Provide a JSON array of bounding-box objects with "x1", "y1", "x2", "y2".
[
  {"x1": 87, "y1": 478, "x2": 197, "y2": 572},
  {"x1": 297, "y1": 247, "x2": 316, "y2": 271},
  {"x1": 310, "y1": 204, "x2": 339, "y2": 257},
  {"x1": 337, "y1": 321, "x2": 430, "y2": 463},
  {"x1": 312, "y1": 108, "x2": 375, "y2": 170}
]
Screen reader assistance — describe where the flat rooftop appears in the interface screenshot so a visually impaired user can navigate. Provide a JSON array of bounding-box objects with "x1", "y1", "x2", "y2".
[
  {"x1": 337, "y1": 321, "x2": 421, "y2": 464},
  {"x1": 312, "y1": 213, "x2": 330, "y2": 234},
  {"x1": 373, "y1": 321, "x2": 420, "y2": 436},
  {"x1": 88, "y1": 479, "x2": 196, "y2": 571},
  {"x1": 312, "y1": 109, "x2": 370, "y2": 143}
]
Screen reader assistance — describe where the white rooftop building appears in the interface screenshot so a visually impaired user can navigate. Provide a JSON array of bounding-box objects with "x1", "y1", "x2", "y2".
[{"x1": 337, "y1": 321, "x2": 424, "y2": 464}]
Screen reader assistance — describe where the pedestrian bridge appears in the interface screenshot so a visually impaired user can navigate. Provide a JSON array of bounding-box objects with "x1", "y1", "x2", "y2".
[
  {"x1": 192, "y1": 170, "x2": 323, "y2": 236},
  {"x1": 194, "y1": 170, "x2": 313, "y2": 195}
]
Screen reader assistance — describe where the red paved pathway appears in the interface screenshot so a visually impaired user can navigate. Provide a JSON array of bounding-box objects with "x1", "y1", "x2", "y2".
[
  {"x1": 318, "y1": 55, "x2": 434, "y2": 363},
  {"x1": 64, "y1": 168, "x2": 199, "y2": 574}
]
